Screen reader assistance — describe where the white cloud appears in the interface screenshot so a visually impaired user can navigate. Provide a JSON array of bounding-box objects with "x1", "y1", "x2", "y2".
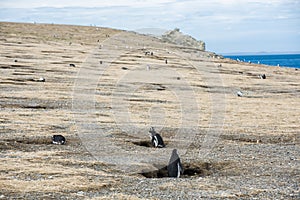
[
  {"x1": 0, "y1": 0, "x2": 175, "y2": 8},
  {"x1": 0, "y1": 0, "x2": 299, "y2": 53},
  {"x1": 0, "y1": 0, "x2": 292, "y2": 9}
]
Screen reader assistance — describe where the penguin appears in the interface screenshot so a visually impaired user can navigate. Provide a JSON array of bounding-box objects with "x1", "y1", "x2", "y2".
[
  {"x1": 34, "y1": 77, "x2": 45, "y2": 82},
  {"x1": 52, "y1": 135, "x2": 66, "y2": 145},
  {"x1": 259, "y1": 74, "x2": 266, "y2": 79},
  {"x1": 167, "y1": 149, "x2": 183, "y2": 178},
  {"x1": 149, "y1": 127, "x2": 165, "y2": 148},
  {"x1": 237, "y1": 91, "x2": 243, "y2": 97}
]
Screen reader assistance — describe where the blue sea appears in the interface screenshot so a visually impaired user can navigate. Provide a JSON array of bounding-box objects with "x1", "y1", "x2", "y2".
[{"x1": 223, "y1": 54, "x2": 300, "y2": 69}]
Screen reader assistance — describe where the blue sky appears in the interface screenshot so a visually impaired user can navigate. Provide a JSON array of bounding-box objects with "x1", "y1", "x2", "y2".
[{"x1": 0, "y1": 0, "x2": 299, "y2": 54}]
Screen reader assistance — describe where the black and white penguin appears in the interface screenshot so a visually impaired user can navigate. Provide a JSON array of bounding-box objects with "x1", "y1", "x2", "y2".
[
  {"x1": 259, "y1": 74, "x2": 266, "y2": 79},
  {"x1": 167, "y1": 149, "x2": 183, "y2": 178},
  {"x1": 52, "y1": 135, "x2": 66, "y2": 145},
  {"x1": 30, "y1": 77, "x2": 46, "y2": 82},
  {"x1": 149, "y1": 127, "x2": 165, "y2": 148},
  {"x1": 237, "y1": 91, "x2": 243, "y2": 97}
]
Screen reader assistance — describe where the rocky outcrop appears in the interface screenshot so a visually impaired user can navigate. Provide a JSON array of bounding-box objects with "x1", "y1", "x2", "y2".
[{"x1": 161, "y1": 28, "x2": 205, "y2": 51}]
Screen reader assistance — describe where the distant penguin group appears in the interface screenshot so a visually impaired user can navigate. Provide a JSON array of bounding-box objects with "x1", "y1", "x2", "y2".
[{"x1": 148, "y1": 127, "x2": 183, "y2": 178}]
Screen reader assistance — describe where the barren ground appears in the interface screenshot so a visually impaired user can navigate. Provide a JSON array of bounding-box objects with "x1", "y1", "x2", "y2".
[{"x1": 0, "y1": 22, "x2": 299, "y2": 199}]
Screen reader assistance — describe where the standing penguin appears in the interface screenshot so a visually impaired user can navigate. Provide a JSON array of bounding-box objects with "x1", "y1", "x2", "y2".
[
  {"x1": 167, "y1": 149, "x2": 183, "y2": 178},
  {"x1": 149, "y1": 127, "x2": 165, "y2": 148},
  {"x1": 259, "y1": 74, "x2": 266, "y2": 79}
]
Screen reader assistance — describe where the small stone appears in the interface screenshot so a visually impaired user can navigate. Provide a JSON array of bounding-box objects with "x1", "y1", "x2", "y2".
[
  {"x1": 77, "y1": 191, "x2": 84, "y2": 196},
  {"x1": 36, "y1": 77, "x2": 45, "y2": 82}
]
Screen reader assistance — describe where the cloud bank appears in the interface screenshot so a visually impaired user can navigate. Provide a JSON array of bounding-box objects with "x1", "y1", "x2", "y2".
[{"x1": 0, "y1": 0, "x2": 299, "y2": 53}]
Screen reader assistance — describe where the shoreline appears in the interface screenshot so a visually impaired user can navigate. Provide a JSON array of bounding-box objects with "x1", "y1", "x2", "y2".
[{"x1": 223, "y1": 54, "x2": 300, "y2": 69}]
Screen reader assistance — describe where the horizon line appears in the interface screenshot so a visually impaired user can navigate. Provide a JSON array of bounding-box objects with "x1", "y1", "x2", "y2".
[{"x1": 220, "y1": 51, "x2": 300, "y2": 56}]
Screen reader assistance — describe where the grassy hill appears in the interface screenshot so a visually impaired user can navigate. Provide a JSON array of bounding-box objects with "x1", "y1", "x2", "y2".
[{"x1": 0, "y1": 22, "x2": 299, "y2": 199}]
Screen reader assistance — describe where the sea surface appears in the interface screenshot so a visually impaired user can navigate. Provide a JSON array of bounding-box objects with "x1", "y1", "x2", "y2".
[{"x1": 223, "y1": 54, "x2": 300, "y2": 69}]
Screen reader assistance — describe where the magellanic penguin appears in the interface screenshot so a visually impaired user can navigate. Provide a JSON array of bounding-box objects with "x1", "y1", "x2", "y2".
[
  {"x1": 149, "y1": 127, "x2": 165, "y2": 148},
  {"x1": 237, "y1": 90, "x2": 243, "y2": 97},
  {"x1": 167, "y1": 149, "x2": 183, "y2": 178},
  {"x1": 259, "y1": 74, "x2": 266, "y2": 79},
  {"x1": 52, "y1": 135, "x2": 66, "y2": 145}
]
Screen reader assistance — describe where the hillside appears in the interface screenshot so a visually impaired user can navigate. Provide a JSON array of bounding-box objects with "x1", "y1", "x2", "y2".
[{"x1": 0, "y1": 22, "x2": 299, "y2": 199}]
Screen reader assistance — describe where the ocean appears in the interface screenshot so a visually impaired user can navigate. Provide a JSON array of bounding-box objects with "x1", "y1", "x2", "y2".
[{"x1": 223, "y1": 54, "x2": 300, "y2": 69}]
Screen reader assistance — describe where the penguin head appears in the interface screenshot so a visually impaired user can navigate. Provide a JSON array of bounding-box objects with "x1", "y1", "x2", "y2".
[
  {"x1": 172, "y1": 149, "x2": 178, "y2": 156},
  {"x1": 149, "y1": 127, "x2": 156, "y2": 136}
]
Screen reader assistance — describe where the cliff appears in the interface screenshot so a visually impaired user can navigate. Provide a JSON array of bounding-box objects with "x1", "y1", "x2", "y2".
[{"x1": 161, "y1": 28, "x2": 205, "y2": 50}]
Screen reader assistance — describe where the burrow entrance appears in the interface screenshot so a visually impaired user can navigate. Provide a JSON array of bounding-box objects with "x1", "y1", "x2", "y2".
[
  {"x1": 132, "y1": 140, "x2": 169, "y2": 148},
  {"x1": 0, "y1": 136, "x2": 75, "y2": 151},
  {"x1": 140, "y1": 161, "x2": 230, "y2": 178},
  {"x1": 3, "y1": 137, "x2": 53, "y2": 145},
  {"x1": 132, "y1": 141, "x2": 230, "y2": 178},
  {"x1": 132, "y1": 140, "x2": 152, "y2": 147}
]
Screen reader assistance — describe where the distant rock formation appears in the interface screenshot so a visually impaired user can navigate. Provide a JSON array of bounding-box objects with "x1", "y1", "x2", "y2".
[{"x1": 161, "y1": 28, "x2": 205, "y2": 51}]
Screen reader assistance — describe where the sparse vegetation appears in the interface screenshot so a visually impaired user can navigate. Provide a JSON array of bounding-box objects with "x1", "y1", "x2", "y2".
[{"x1": 0, "y1": 22, "x2": 299, "y2": 199}]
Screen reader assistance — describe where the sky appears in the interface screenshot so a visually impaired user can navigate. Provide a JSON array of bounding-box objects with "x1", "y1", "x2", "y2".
[{"x1": 0, "y1": 0, "x2": 299, "y2": 54}]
